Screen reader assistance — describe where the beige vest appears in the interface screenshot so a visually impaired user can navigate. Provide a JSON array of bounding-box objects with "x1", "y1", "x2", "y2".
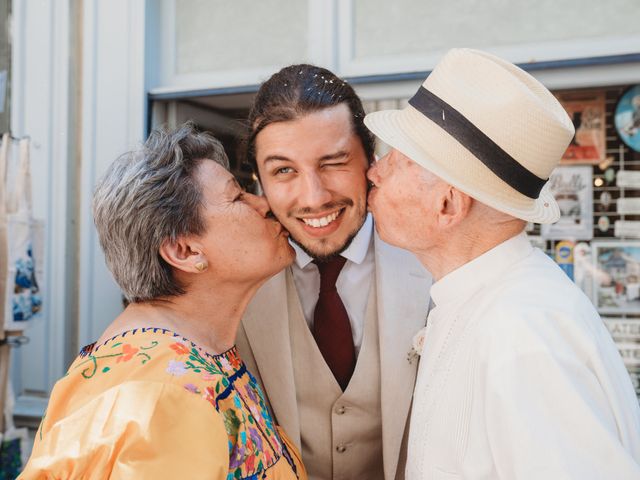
[{"x1": 286, "y1": 271, "x2": 384, "y2": 480}]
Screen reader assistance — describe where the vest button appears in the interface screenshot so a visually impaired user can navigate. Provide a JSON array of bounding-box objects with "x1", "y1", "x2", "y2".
[
  {"x1": 336, "y1": 444, "x2": 347, "y2": 453},
  {"x1": 336, "y1": 405, "x2": 346, "y2": 415}
]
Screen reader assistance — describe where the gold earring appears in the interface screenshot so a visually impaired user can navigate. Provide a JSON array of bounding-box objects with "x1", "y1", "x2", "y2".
[{"x1": 195, "y1": 261, "x2": 208, "y2": 272}]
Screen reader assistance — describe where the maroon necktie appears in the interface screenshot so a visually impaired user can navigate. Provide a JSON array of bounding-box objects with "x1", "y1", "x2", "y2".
[{"x1": 313, "y1": 256, "x2": 356, "y2": 391}]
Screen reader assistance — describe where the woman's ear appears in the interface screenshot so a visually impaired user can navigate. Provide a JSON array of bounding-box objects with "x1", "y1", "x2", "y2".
[{"x1": 159, "y1": 237, "x2": 208, "y2": 274}]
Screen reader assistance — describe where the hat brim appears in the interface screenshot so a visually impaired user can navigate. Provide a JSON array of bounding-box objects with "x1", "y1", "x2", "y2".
[{"x1": 365, "y1": 107, "x2": 560, "y2": 225}]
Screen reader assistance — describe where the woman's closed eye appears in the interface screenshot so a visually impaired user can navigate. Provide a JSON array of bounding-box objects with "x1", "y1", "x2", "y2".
[{"x1": 233, "y1": 191, "x2": 245, "y2": 202}]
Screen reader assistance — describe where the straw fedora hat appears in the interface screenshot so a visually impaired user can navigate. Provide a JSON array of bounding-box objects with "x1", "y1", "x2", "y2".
[{"x1": 364, "y1": 48, "x2": 575, "y2": 224}]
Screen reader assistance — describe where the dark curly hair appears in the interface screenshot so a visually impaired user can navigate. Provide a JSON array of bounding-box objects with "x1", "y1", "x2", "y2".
[{"x1": 244, "y1": 64, "x2": 375, "y2": 176}]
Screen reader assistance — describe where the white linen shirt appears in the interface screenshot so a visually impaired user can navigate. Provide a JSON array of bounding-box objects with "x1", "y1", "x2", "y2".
[
  {"x1": 290, "y1": 213, "x2": 374, "y2": 353},
  {"x1": 407, "y1": 232, "x2": 640, "y2": 479}
]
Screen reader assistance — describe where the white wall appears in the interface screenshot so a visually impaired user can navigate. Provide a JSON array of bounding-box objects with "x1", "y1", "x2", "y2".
[
  {"x1": 341, "y1": 0, "x2": 640, "y2": 77},
  {"x1": 10, "y1": 0, "x2": 147, "y2": 417},
  {"x1": 149, "y1": 0, "x2": 640, "y2": 95},
  {"x1": 150, "y1": 0, "x2": 336, "y2": 93},
  {"x1": 10, "y1": 0, "x2": 73, "y2": 415},
  {"x1": 78, "y1": 0, "x2": 147, "y2": 347}
]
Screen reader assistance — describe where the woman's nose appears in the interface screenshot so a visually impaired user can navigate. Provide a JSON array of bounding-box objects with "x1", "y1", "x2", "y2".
[{"x1": 244, "y1": 192, "x2": 271, "y2": 218}]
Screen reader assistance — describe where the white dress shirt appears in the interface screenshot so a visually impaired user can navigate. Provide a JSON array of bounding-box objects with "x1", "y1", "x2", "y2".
[
  {"x1": 290, "y1": 213, "x2": 374, "y2": 353},
  {"x1": 407, "y1": 232, "x2": 640, "y2": 479}
]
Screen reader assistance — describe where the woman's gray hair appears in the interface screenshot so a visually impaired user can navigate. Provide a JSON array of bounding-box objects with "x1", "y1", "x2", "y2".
[{"x1": 93, "y1": 123, "x2": 229, "y2": 303}]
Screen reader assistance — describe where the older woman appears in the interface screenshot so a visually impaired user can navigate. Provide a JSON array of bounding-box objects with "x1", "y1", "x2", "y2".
[{"x1": 20, "y1": 125, "x2": 306, "y2": 479}]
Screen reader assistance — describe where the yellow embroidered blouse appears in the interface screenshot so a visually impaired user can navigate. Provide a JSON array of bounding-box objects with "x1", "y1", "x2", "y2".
[{"x1": 20, "y1": 328, "x2": 306, "y2": 480}]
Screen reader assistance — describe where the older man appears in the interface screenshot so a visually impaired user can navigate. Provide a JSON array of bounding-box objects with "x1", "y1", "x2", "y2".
[
  {"x1": 365, "y1": 48, "x2": 640, "y2": 479},
  {"x1": 236, "y1": 64, "x2": 432, "y2": 480}
]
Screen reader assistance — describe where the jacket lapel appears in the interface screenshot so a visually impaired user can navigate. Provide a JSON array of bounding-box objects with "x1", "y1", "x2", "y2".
[
  {"x1": 241, "y1": 269, "x2": 301, "y2": 446},
  {"x1": 375, "y1": 233, "x2": 432, "y2": 480}
]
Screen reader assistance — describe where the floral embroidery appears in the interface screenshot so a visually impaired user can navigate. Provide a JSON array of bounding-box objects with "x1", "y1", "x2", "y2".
[
  {"x1": 225, "y1": 349, "x2": 243, "y2": 370},
  {"x1": 72, "y1": 328, "x2": 298, "y2": 479},
  {"x1": 116, "y1": 344, "x2": 139, "y2": 363},
  {"x1": 182, "y1": 347, "x2": 224, "y2": 377},
  {"x1": 73, "y1": 336, "x2": 159, "y2": 378},
  {"x1": 183, "y1": 383, "x2": 200, "y2": 394},
  {"x1": 219, "y1": 356, "x2": 232, "y2": 370},
  {"x1": 166, "y1": 360, "x2": 188, "y2": 376},
  {"x1": 209, "y1": 361, "x2": 288, "y2": 478},
  {"x1": 169, "y1": 342, "x2": 190, "y2": 355}
]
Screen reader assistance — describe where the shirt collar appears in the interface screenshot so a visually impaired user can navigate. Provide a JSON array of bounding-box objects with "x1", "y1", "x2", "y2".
[
  {"x1": 429, "y1": 231, "x2": 533, "y2": 308},
  {"x1": 292, "y1": 213, "x2": 373, "y2": 269}
]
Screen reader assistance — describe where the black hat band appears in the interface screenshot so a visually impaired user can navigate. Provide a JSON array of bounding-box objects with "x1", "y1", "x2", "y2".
[{"x1": 408, "y1": 86, "x2": 547, "y2": 199}]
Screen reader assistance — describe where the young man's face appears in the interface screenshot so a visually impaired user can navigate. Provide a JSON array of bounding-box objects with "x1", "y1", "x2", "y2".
[{"x1": 255, "y1": 104, "x2": 369, "y2": 260}]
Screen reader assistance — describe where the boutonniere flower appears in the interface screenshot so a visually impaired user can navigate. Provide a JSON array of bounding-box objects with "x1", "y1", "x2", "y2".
[{"x1": 407, "y1": 326, "x2": 427, "y2": 364}]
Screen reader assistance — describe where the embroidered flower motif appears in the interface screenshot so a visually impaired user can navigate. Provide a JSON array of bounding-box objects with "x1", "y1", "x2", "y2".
[
  {"x1": 249, "y1": 427, "x2": 263, "y2": 451},
  {"x1": 407, "y1": 327, "x2": 427, "y2": 364},
  {"x1": 245, "y1": 384, "x2": 258, "y2": 404},
  {"x1": 73, "y1": 329, "x2": 296, "y2": 478},
  {"x1": 229, "y1": 442, "x2": 247, "y2": 470},
  {"x1": 203, "y1": 386, "x2": 216, "y2": 405},
  {"x1": 249, "y1": 404, "x2": 262, "y2": 421},
  {"x1": 169, "y1": 342, "x2": 190, "y2": 355},
  {"x1": 116, "y1": 344, "x2": 139, "y2": 363},
  {"x1": 166, "y1": 360, "x2": 187, "y2": 376},
  {"x1": 183, "y1": 383, "x2": 200, "y2": 394},
  {"x1": 226, "y1": 349, "x2": 242, "y2": 369},
  {"x1": 218, "y1": 355, "x2": 232, "y2": 371},
  {"x1": 245, "y1": 452, "x2": 256, "y2": 471}
]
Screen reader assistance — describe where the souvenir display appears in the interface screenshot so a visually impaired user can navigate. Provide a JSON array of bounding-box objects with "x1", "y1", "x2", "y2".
[
  {"x1": 0, "y1": 135, "x2": 42, "y2": 331},
  {"x1": 557, "y1": 90, "x2": 606, "y2": 164},
  {"x1": 604, "y1": 168, "x2": 616, "y2": 184},
  {"x1": 628, "y1": 366, "x2": 640, "y2": 398},
  {"x1": 604, "y1": 316, "x2": 640, "y2": 398},
  {"x1": 616, "y1": 170, "x2": 640, "y2": 189},
  {"x1": 574, "y1": 242, "x2": 593, "y2": 301},
  {"x1": 615, "y1": 221, "x2": 640, "y2": 239},
  {"x1": 614, "y1": 85, "x2": 640, "y2": 153},
  {"x1": 541, "y1": 166, "x2": 593, "y2": 240},
  {"x1": 617, "y1": 198, "x2": 640, "y2": 215},
  {"x1": 605, "y1": 317, "x2": 640, "y2": 342},
  {"x1": 599, "y1": 156, "x2": 614, "y2": 170},
  {"x1": 599, "y1": 191, "x2": 612, "y2": 211},
  {"x1": 598, "y1": 215, "x2": 611, "y2": 233},
  {"x1": 592, "y1": 241, "x2": 640, "y2": 314},
  {"x1": 554, "y1": 241, "x2": 575, "y2": 280},
  {"x1": 0, "y1": 134, "x2": 37, "y2": 474}
]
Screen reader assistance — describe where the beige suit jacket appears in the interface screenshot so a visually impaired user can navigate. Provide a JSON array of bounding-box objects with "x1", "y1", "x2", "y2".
[{"x1": 237, "y1": 233, "x2": 432, "y2": 480}]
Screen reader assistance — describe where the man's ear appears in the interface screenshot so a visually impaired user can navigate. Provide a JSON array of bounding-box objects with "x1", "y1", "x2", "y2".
[
  {"x1": 159, "y1": 237, "x2": 207, "y2": 274},
  {"x1": 438, "y1": 186, "x2": 473, "y2": 228}
]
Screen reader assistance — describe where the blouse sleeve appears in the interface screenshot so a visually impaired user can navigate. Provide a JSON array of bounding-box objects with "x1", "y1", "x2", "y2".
[{"x1": 20, "y1": 381, "x2": 230, "y2": 480}]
